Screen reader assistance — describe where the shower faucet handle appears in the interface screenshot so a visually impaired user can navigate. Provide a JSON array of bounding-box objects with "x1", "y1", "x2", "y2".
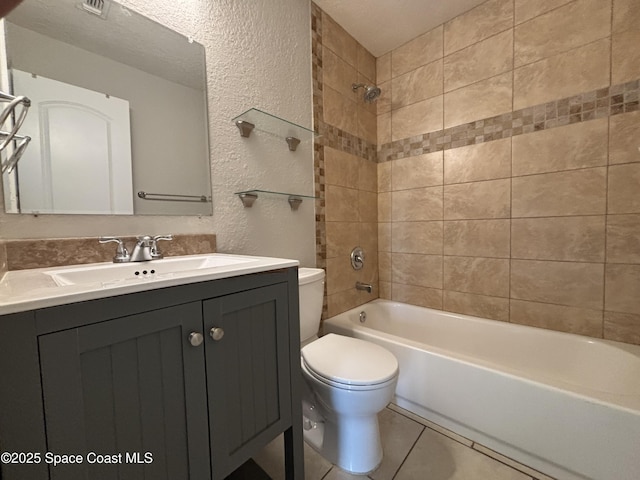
[{"x1": 351, "y1": 247, "x2": 365, "y2": 270}]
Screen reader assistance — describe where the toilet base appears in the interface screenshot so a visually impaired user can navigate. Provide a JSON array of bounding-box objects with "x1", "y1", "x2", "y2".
[{"x1": 303, "y1": 414, "x2": 383, "y2": 475}]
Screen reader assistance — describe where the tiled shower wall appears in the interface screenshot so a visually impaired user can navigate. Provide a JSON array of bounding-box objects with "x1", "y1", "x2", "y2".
[
  {"x1": 376, "y1": 0, "x2": 640, "y2": 344},
  {"x1": 312, "y1": 4, "x2": 380, "y2": 318}
]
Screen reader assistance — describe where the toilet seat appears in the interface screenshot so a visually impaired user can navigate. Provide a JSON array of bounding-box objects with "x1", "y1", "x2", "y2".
[{"x1": 301, "y1": 334, "x2": 398, "y2": 390}]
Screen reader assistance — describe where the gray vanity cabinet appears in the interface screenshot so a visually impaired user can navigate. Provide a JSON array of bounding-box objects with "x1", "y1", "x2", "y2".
[
  {"x1": 204, "y1": 283, "x2": 291, "y2": 478},
  {"x1": 0, "y1": 268, "x2": 303, "y2": 480},
  {"x1": 38, "y1": 302, "x2": 211, "y2": 480}
]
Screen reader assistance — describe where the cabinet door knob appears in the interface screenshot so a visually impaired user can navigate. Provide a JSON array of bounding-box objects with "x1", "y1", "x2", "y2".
[
  {"x1": 210, "y1": 327, "x2": 224, "y2": 341},
  {"x1": 189, "y1": 332, "x2": 204, "y2": 347}
]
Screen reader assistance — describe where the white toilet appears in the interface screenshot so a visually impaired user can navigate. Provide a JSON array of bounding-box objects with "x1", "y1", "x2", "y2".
[{"x1": 298, "y1": 267, "x2": 399, "y2": 474}]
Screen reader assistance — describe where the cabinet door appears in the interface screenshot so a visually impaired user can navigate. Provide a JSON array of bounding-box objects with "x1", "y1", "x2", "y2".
[
  {"x1": 204, "y1": 283, "x2": 292, "y2": 479},
  {"x1": 38, "y1": 302, "x2": 210, "y2": 480}
]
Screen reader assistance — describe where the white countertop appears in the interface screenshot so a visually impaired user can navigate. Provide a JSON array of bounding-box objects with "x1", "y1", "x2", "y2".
[{"x1": 0, "y1": 253, "x2": 299, "y2": 315}]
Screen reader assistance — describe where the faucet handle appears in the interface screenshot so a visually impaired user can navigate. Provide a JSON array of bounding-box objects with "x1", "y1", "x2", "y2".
[
  {"x1": 98, "y1": 236, "x2": 130, "y2": 263},
  {"x1": 150, "y1": 234, "x2": 173, "y2": 260}
]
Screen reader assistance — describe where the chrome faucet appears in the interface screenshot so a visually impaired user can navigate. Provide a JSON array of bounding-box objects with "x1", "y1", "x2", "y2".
[
  {"x1": 130, "y1": 235, "x2": 154, "y2": 262},
  {"x1": 356, "y1": 281, "x2": 373, "y2": 293},
  {"x1": 99, "y1": 234, "x2": 173, "y2": 263}
]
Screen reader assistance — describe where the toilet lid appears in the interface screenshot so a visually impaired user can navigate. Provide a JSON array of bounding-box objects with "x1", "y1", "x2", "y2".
[{"x1": 301, "y1": 334, "x2": 398, "y2": 386}]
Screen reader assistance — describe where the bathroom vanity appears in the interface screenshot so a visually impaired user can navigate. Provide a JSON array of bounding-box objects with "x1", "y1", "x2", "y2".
[{"x1": 0, "y1": 255, "x2": 304, "y2": 480}]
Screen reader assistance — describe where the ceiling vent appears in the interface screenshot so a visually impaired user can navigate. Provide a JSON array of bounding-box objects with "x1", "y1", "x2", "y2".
[{"x1": 79, "y1": 0, "x2": 111, "y2": 19}]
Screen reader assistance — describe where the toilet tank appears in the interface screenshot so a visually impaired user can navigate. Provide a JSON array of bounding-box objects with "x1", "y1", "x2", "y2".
[{"x1": 298, "y1": 268, "x2": 325, "y2": 343}]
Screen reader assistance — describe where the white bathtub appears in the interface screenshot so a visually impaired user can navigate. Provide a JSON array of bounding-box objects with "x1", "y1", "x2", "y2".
[{"x1": 323, "y1": 300, "x2": 640, "y2": 480}]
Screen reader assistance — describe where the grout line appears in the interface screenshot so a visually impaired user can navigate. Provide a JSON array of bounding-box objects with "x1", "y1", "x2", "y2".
[{"x1": 389, "y1": 425, "x2": 425, "y2": 480}]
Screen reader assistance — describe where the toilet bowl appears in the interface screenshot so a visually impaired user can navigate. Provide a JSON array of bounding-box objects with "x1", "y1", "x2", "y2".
[{"x1": 298, "y1": 268, "x2": 399, "y2": 474}]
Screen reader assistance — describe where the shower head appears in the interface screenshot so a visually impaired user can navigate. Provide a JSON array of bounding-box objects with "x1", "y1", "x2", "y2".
[{"x1": 352, "y1": 83, "x2": 382, "y2": 103}]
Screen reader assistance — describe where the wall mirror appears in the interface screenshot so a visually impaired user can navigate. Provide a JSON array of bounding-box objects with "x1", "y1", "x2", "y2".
[{"x1": 1, "y1": 0, "x2": 212, "y2": 216}]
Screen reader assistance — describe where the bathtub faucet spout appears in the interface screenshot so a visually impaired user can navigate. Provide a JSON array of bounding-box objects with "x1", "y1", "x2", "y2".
[{"x1": 356, "y1": 281, "x2": 373, "y2": 293}]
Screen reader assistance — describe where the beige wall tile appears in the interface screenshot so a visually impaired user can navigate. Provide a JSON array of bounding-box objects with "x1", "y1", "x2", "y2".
[
  {"x1": 379, "y1": 251, "x2": 391, "y2": 282},
  {"x1": 377, "y1": 52, "x2": 392, "y2": 84},
  {"x1": 607, "y1": 214, "x2": 640, "y2": 264},
  {"x1": 376, "y1": 80, "x2": 392, "y2": 115},
  {"x1": 613, "y1": 0, "x2": 640, "y2": 33},
  {"x1": 378, "y1": 192, "x2": 391, "y2": 221},
  {"x1": 513, "y1": 38, "x2": 610, "y2": 110},
  {"x1": 512, "y1": 167, "x2": 607, "y2": 217},
  {"x1": 510, "y1": 299, "x2": 603, "y2": 336},
  {"x1": 612, "y1": 29, "x2": 640, "y2": 84},
  {"x1": 604, "y1": 311, "x2": 640, "y2": 345},
  {"x1": 392, "y1": 187, "x2": 443, "y2": 221},
  {"x1": 322, "y1": 12, "x2": 357, "y2": 66},
  {"x1": 377, "y1": 112, "x2": 392, "y2": 145},
  {"x1": 444, "y1": 291, "x2": 510, "y2": 321},
  {"x1": 326, "y1": 221, "x2": 359, "y2": 259},
  {"x1": 605, "y1": 264, "x2": 640, "y2": 315},
  {"x1": 379, "y1": 281, "x2": 392, "y2": 299},
  {"x1": 391, "y1": 187, "x2": 442, "y2": 222},
  {"x1": 514, "y1": 0, "x2": 611, "y2": 67},
  {"x1": 392, "y1": 253, "x2": 443, "y2": 289},
  {"x1": 357, "y1": 44, "x2": 376, "y2": 83},
  {"x1": 444, "y1": 179, "x2": 511, "y2": 219},
  {"x1": 392, "y1": 221, "x2": 443, "y2": 255},
  {"x1": 444, "y1": 0, "x2": 514, "y2": 55},
  {"x1": 608, "y1": 163, "x2": 640, "y2": 214},
  {"x1": 326, "y1": 184, "x2": 359, "y2": 222},
  {"x1": 444, "y1": 138, "x2": 511, "y2": 184},
  {"x1": 392, "y1": 152, "x2": 443, "y2": 190},
  {"x1": 444, "y1": 256, "x2": 510, "y2": 297},
  {"x1": 515, "y1": 0, "x2": 574, "y2": 24},
  {"x1": 358, "y1": 190, "x2": 378, "y2": 223},
  {"x1": 392, "y1": 26, "x2": 443, "y2": 78},
  {"x1": 357, "y1": 106, "x2": 377, "y2": 144},
  {"x1": 327, "y1": 289, "x2": 363, "y2": 318},
  {"x1": 392, "y1": 60, "x2": 443, "y2": 109},
  {"x1": 444, "y1": 73, "x2": 512, "y2": 128},
  {"x1": 324, "y1": 146, "x2": 359, "y2": 188},
  {"x1": 358, "y1": 158, "x2": 377, "y2": 192},
  {"x1": 609, "y1": 111, "x2": 640, "y2": 165},
  {"x1": 392, "y1": 95, "x2": 444, "y2": 140},
  {"x1": 444, "y1": 30, "x2": 513, "y2": 92},
  {"x1": 512, "y1": 118, "x2": 608, "y2": 176},
  {"x1": 511, "y1": 259, "x2": 604, "y2": 309},
  {"x1": 326, "y1": 256, "x2": 359, "y2": 295},
  {"x1": 323, "y1": 85, "x2": 357, "y2": 135},
  {"x1": 392, "y1": 283, "x2": 443, "y2": 309},
  {"x1": 323, "y1": 46, "x2": 358, "y2": 98},
  {"x1": 378, "y1": 163, "x2": 392, "y2": 192},
  {"x1": 378, "y1": 223, "x2": 391, "y2": 252},
  {"x1": 512, "y1": 216, "x2": 606, "y2": 262},
  {"x1": 444, "y1": 219, "x2": 511, "y2": 258}
]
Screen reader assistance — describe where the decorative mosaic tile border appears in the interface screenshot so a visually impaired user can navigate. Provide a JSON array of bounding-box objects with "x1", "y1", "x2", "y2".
[
  {"x1": 317, "y1": 121, "x2": 377, "y2": 163},
  {"x1": 311, "y1": 2, "x2": 327, "y2": 286},
  {"x1": 378, "y1": 79, "x2": 640, "y2": 163}
]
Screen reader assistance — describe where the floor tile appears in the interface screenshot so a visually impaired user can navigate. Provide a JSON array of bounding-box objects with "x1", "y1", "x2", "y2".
[
  {"x1": 370, "y1": 408, "x2": 424, "y2": 480},
  {"x1": 472, "y1": 444, "x2": 555, "y2": 480},
  {"x1": 395, "y1": 428, "x2": 533, "y2": 480},
  {"x1": 253, "y1": 434, "x2": 332, "y2": 480},
  {"x1": 387, "y1": 403, "x2": 473, "y2": 447}
]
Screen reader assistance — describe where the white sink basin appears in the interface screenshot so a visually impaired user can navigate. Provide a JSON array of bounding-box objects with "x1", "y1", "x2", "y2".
[{"x1": 45, "y1": 254, "x2": 255, "y2": 287}]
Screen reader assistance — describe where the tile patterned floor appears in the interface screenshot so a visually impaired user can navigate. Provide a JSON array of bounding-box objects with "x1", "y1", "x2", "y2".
[{"x1": 254, "y1": 404, "x2": 556, "y2": 480}]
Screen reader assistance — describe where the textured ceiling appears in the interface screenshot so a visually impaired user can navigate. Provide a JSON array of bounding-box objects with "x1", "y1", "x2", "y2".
[
  {"x1": 6, "y1": 0, "x2": 205, "y2": 89},
  {"x1": 314, "y1": 0, "x2": 488, "y2": 57}
]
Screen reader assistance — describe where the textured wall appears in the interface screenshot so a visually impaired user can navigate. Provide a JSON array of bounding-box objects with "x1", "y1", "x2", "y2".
[
  {"x1": 0, "y1": 0, "x2": 316, "y2": 266},
  {"x1": 376, "y1": 0, "x2": 640, "y2": 344}
]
